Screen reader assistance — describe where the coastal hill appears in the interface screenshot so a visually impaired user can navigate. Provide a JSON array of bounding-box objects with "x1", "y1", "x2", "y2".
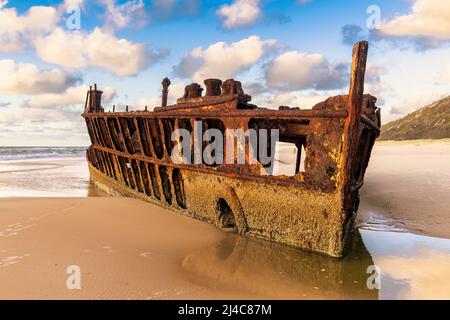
[{"x1": 379, "y1": 96, "x2": 450, "y2": 140}]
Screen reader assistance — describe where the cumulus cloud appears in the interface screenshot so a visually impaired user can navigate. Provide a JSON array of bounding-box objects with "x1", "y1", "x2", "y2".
[
  {"x1": 0, "y1": 58, "x2": 115, "y2": 110},
  {"x1": 60, "y1": 0, "x2": 85, "y2": 11},
  {"x1": 266, "y1": 91, "x2": 330, "y2": 109},
  {"x1": 22, "y1": 85, "x2": 116, "y2": 109},
  {"x1": 166, "y1": 82, "x2": 187, "y2": 104},
  {"x1": 217, "y1": 0, "x2": 261, "y2": 29},
  {"x1": 0, "y1": 1, "x2": 165, "y2": 76},
  {"x1": 0, "y1": 59, "x2": 81, "y2": 94},
  {"x1": 34, "y1": 27, "x2": 167, "y2": 76},
  {"x1": 175, "y1": 35, "x2": 277, "y2": 82},
  {"x1": 135, "y1": 97, "x2": 161, "y2": 109},
  {"x1": 376, "y1": 0, "x2": 450, "y2": 45},
  {"x1": 0, "y1": 1, "x2": 58, "y2": 52},
  {"x1": 265, "y1": 51, "x2": 348, "y2": 91},
  {"x1": 101, "y1": 0, "x2": 147, "y2": 29},
  {"x1": 62, "y1": 0, "x2": 85, "y2": 8}
]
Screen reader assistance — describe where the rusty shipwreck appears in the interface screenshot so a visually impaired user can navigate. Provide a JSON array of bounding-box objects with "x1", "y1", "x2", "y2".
[{"x1": 82, "y1": 41, "x2": 381, "y2": 257}]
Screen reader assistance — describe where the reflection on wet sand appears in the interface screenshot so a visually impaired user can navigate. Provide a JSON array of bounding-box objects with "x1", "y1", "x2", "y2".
[
  {"x1": 361, "y1": 230, "x2": 450, "y2": 300},
  {"x1": 181, "y1": 230, "x2": 378, "y2": 299},
  {"x1": 376, "y1": 248, "x2": 450, "y2": 300}
]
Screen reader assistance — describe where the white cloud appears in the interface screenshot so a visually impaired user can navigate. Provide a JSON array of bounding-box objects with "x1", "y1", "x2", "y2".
[
  {"x1": 266, "y1": 91, "x2": 331, "y2": 109},
  {"x1": 265, "y1": 51, "x2": 348, "y2": 91},
  {"x1": 135, "y1": 97, "x2": 161, "y2": 109},
  {"x1": 176, "y1": 35, "x2": 277, "y2": 82},
  {"x1": 60, "y1": 0, "x2": 85, "y2": 10},
  {"x1": 166, "y1": 82, "x2": 186, "y2": 105},
  {"x1": 217, "y1": 0, "x2": 261, "y2": 29},
  {"x1": 378, "y1": 0, "x2": 450, "y2": 40},
  {"x1": 0, "y1": 2, "x2": 58, "y2": 52},
  {"x1": 101, "y1": 0, "x2": 147, "y2": 29},
  {"x1": 34, "y1": 27, "x2": 159, "y2": 76},
  {"x1": 33, "y1": 28, "x2": 86, "y2": 68},
  {"x1": 0, "y1": 59, "x2": 80, "y2": 94},
  {"x1": 386, "y1": 91, "x2": 447, "y2": 120},
  {"x1": 0, "y1": 2, "x2": 162, "y2": 76},
  {"x1": 23, "y1": 85, "x2": 116, "y2": 109}
]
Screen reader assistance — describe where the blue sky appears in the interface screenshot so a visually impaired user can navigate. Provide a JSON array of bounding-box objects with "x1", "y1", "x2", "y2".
[{"x1": 0, "y1": 0, "x2": 449, "y2": 146}]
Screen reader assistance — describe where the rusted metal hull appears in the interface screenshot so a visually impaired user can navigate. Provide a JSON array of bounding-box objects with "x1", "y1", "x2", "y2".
[
  {"x1": 88, "y1": 161, "x2": 347, "y2": 256},
  {"x1": 82, "y1": 41, "x2": 381, "y2": 257}
]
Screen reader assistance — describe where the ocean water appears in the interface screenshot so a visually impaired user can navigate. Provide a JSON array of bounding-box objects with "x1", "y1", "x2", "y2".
[
  {"x1": 0, "y1": 147, "x2": 91, "y2": 197},
  {"x1": 0, "y1": 147, "x2": 86, "y2": 161}
]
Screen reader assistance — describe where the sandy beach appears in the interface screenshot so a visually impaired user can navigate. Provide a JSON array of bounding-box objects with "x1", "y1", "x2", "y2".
[{"x1": 0, "y1": 141, "x2": 449, "y2": 300}]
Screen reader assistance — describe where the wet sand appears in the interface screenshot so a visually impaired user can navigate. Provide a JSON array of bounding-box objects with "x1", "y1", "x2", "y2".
[
  {"x1": 0, "y1": 141, "x2": 449, "y2": 299},
  {"x1": 359, "y1": 140, "x2": 450, "y2": 238},
  {"x1": 0, "y1": 158, "x2": 89, "y2": 197}
]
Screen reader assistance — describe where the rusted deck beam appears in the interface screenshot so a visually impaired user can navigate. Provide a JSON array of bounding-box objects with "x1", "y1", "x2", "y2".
[
  {"x1": 89, "y1": 144, "x2": 333, "y2": 191},
  {"x1": 83, "y1": 109, "x2": 348, "y2": 120}
]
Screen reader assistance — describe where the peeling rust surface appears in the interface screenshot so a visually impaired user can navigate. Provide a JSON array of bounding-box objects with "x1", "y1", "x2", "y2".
[{"x1": 82, "y1": 41, "x2": 381, "y2": 257}]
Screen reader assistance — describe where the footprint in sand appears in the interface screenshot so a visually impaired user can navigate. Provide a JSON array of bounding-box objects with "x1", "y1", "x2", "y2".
[
  {"x1": 0, "y1": 206, "x2": 75, "y2": 238},
  {"x1": 102, "y1": 246, "x2": 116, "y2": 254},
  {"x1": 0, "y1": 223, "x2": 32, "y2": 237},
  {"x1": 140, "y1": 252, "x2": 152, "y2": 258},
  {"x1": 0, "y1": 254, "x2": 31, "y2": 268}
]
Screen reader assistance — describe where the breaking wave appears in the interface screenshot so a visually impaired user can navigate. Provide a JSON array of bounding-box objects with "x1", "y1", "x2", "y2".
[{"x1": 0, "y1": 147, "x2": 86, "y2": 161}]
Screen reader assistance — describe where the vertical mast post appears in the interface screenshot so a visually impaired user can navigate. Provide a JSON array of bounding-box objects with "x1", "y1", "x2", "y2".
[{"x1": 341, "y1": 41, "x2": 368, "y2": 209}]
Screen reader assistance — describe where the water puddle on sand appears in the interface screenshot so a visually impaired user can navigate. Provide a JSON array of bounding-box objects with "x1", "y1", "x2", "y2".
[
  {"x1": 180, "y1": 228, "x2": 450, "y2": 299},
  {"x1": 357, "y1": 213, "x2": 408, "y2": 233}
]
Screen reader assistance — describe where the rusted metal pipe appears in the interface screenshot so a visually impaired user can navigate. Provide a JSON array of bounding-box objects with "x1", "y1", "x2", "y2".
[{"x1": 161, "y1": 78, "x2": 171, "y2": 107}]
